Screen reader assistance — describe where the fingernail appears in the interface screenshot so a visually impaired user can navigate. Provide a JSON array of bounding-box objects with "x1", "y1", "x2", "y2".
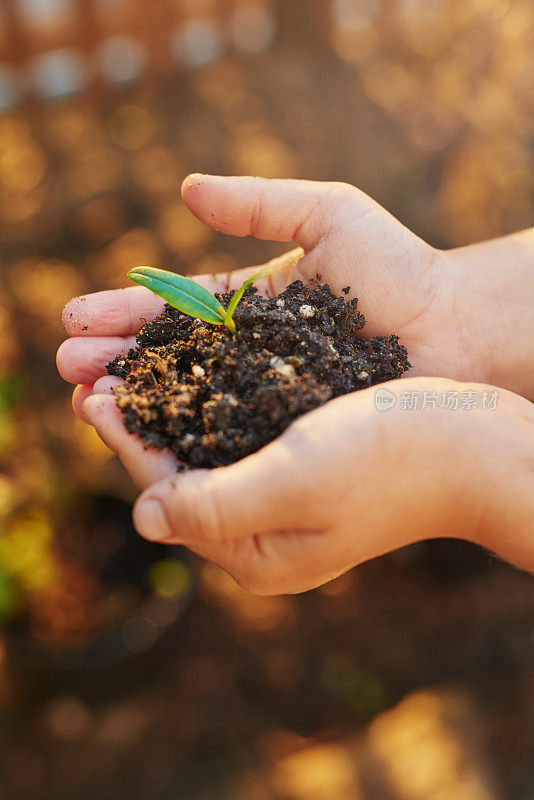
[{"x1": 134, "y1": 498, "x2": 173, "y2": 542}]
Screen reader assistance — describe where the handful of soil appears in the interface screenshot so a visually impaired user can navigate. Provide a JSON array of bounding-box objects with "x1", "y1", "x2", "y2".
[{"x1": 107, "y1": 280, "x2": 410, "y2": 469}]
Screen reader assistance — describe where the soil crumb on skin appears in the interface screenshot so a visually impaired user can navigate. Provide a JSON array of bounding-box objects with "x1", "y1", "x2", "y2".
[{"x1": 107, "y1": 280, "x2": 410, "y2": 469}]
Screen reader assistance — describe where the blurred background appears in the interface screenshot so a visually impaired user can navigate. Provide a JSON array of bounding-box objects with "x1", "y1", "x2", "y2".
[{"x1": 0, "y1": 0, "x2": 534, "y2": 797}]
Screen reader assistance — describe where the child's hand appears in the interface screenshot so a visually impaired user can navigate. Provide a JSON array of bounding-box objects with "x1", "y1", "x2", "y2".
[
  {"x1": 78, "y1": 377, "x2": 534, "y2": 594},
  {"x1": 55, "y1": 175, "x2": 534, "y2": 590},
  {"x1": 58, "y1": 175, "x2": 534, "y2": 399}
]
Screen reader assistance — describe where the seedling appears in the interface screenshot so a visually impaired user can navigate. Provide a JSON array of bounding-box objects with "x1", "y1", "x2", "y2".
[{"x1": 128, "y1": 265, "x2": 275, "y2": 335}]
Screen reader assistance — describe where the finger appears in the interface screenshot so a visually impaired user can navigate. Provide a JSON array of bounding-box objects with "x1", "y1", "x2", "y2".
[
  {"x1": 62, "y1": 286, "x2": 165, "y2": 337},
  {"x1": 73, "y1": 377, "x2": 123, "y2": 420},
  {"x1": 82, "y1": 394, "x2": 177, "y2": 490},
  {"x1": 57, "y1": 336, "x2": 137, "y2": 384},
  {"x1": 72, "y1": 384, "x2": 93, "y2": 422},
  {"x1": 131, "y1": 436, "x2": 324, "y2": 545},
  {"x1": 181, "y1": 174, "x2": 357, "y2": 250},
  {"x1": 92, "y1": 375, "x2": 125, "y2": 394}
]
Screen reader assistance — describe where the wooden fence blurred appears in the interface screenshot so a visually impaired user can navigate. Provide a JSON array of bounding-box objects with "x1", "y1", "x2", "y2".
[{"x1": 0, "y1": 0, "x2": 332, "y2": 104}]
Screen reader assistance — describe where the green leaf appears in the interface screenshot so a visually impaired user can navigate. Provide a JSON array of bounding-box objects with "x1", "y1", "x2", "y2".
[
  {"x1": 224, "y1": 265, "x2": 276, "y2": 332},
  {"x1": 128, "y1": 267, "x2": 225, "y2": 326}
]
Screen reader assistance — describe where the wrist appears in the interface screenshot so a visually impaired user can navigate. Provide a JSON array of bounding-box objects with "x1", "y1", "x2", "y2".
[
  {"x1": 446, "y1": 231, "x2": 534, "y2": 398},
  {"x1": 453, "y1": 389, "x2": 534, "y2": 567},
  {"x1": 372, "y1": 381, "x2": 496, "y2": 547}
]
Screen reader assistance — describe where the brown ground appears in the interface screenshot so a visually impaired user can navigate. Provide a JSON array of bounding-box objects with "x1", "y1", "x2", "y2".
[{"x1": 2, "y1": 547, "x2": 534, "y2": 799}]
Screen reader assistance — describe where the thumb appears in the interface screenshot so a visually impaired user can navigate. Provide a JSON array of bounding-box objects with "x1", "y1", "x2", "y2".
[
  {"x1": 181, "y1": 174, "x2": 375, "y2": 251},
  {"x1": 132, "y1": 440, "x2": 313, "y2": 545}
]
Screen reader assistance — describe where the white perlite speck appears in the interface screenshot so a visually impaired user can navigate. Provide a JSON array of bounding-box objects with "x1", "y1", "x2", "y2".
[
  {"x1": 274, "y1": 364, "x2": 295, "y2": 380},
  {"x1": 276, "y1": 299, "x2": 285, "y2": 308},
  {"x1": 191, "y1": 365, "x2": 205, "y2": 378},
  {"x1": 299, "y1": 304, "x2": 315, "y2": 318},
  {"x1": 357, "y1": 371, "x2": 369, "y2": 380}
]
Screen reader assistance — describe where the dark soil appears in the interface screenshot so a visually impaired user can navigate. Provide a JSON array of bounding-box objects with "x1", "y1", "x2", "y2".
[{"x1": 107, "y1": 280, "x2": 410, "y2": 469}]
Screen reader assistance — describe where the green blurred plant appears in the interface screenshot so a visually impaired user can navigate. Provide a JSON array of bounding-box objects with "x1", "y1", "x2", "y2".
[
  {"x1": 322, "y1": 656, "x2": 387, "y2": 718},
  {"x1": 128, "y1": 265, "x2": 275, "y2": 335},
  {"x1": 0, "y1": 374, "x2": 26, "y2": 451},
  {"x1": 0, "y1": 374, "x2": 57, "y2": 624},
  {"x1": 149, "y1": 558, "x2": 191, "y2": 599},
  {"x1": 0, "y1": 513, "x2": 57, "y2": 622}
]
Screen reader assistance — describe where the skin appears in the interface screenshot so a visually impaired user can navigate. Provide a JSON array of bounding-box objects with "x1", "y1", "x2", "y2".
[{"x1": 56, "y1": 175, "x2": 534, "y2": 594}]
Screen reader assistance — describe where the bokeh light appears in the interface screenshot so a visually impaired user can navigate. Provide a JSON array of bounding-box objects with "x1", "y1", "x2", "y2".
[{"x1": 0, "y1": 1, "x2": 532, "y2": 798}]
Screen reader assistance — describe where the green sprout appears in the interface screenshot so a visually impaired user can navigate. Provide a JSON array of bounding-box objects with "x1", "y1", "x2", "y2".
[{"x1": 127, "y1": 265, "x2": 275, "y2": 335}]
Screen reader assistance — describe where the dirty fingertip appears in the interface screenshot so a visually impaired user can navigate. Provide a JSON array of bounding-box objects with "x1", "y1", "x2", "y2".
[
  {"x1": 92, "y1": 375, "x2": 125, "y2": 394},
  {"x1": 62, "y1": 295, "x2": 91, "y2": 334},
  {"x1": 181, "y1": 173, "x2": 208, "y2": 194},
  {"x1": 82, "y1": 392, "x2": 115, "y2": 421}
]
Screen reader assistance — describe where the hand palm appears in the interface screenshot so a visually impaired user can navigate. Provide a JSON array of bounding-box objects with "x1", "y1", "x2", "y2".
[
  {"x1": 180, "y1": 175, "x2": 460, "y2": 379},
  {"x1": 57, "y1": 175, "x2": 466, "y2": 495}
]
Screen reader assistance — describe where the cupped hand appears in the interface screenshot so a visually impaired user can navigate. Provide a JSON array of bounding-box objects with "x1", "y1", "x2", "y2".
[
  {"x1": 57, "y1": 174, "x2": 488, "y2": 404},
  {"x1": 76, "y1": 377, "x2": 534, "y2": 594},
  {"x1": 55, "y1": 175, "x2": 534, "y2": 591}
]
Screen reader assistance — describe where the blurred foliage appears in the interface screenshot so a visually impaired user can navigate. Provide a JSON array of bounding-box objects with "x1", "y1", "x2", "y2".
[
  {"x1": 0, "y1": 1, "x2": 533, "y2": 797},
  {"x1": 1, "y1": 0, "x2": 533, "y2": 631},
  {"x1": 322, "y1": 656, "x2": 387, "y2": 718}
]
